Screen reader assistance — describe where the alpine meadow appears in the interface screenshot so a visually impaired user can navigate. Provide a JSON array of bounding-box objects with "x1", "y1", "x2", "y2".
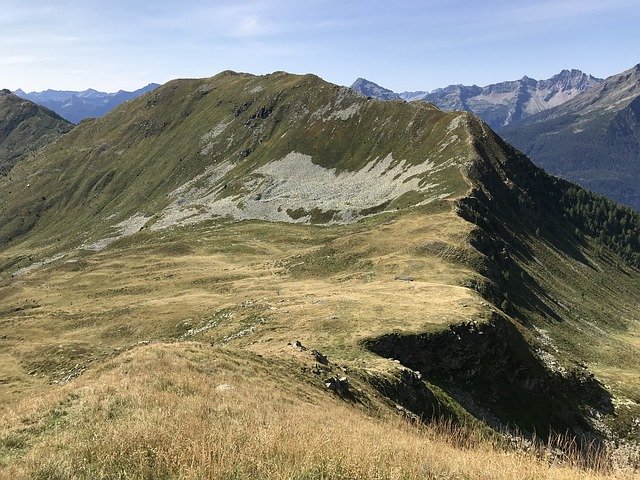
[{"x1": 2, "y1": 2, "x2": 640, "y2": 479}]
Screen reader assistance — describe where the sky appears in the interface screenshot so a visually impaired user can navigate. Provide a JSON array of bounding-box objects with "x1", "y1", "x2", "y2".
[{"x1": 2, "y1": 0, "x2": 640, "y2": 93}]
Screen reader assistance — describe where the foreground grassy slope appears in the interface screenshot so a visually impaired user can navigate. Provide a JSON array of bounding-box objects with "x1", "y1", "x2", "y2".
[
  {"x1": 2, "y1": 343, "x2": 634, "y2": 480},
  {"x1": 1, "y1": 203, "x2": 640, "y2": 478},
  {"x1": 0, "y1": 205, "x2": 476, "y2": 405},
  {"x1": 1, "y1": 71, "x2": 640, "y2": 477}
]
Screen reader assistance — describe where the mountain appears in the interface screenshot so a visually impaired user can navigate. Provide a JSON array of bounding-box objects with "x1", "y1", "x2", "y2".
[
  {"x1": 501, "y1": 64, "x2": 640, "y2": 210},
  {"x1": 1, "y1": 71, "x2": 640, "y2": 477},
  {"x1": 351, "y1": 70, "x2": 603, "y2": 129},
  {"x1": 0, "y1": 89, "x2": 72, "y2": 174},
  {"x1": 0, "y1": 71, "x2": 475, "y2": 250},
  {"x1": 14, "y1": 83, "x2": 161, "y2": 123},
  {"x1": 351, "y1": 77, "x2": 401, "y2": 100}
]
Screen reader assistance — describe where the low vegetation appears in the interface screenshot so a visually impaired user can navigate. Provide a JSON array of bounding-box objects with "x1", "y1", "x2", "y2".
[
  {"x1": 1, "y1": 71, "x2": 639, "y2": 478},
  {"x1": 1, "y1": 343, "x2": 636, "y2": 480}
]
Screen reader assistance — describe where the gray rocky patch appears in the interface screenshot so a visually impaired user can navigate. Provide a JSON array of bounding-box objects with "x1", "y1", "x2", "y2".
[
  {"x1": 81, "y1": 213, "x2": 151, "y2": 251},
  {"x1": 151, "y1": 151, "x2": 448, "y2": 229},
  {"x1": 200, "y1": 121, "x2": 231, "y2": 155},
  {"x1": 13, "y1": 253, "x2": 65, "y2": 277}
]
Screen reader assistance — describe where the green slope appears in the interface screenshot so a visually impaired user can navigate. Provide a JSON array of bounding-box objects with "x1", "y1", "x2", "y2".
[
  {"x1": 0, "y1": 90, "x2": 72, "y2": 175},
  {"x1": 0, "y1": 71, "x2": 473, "y2": 268},
  {"x1": 1, "y1": 71, "x2": 640, "y2": 473}
]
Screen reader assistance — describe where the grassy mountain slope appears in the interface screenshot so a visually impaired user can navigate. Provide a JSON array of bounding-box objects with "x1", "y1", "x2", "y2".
[
  {"x1": 0, "y1": 90, "x2": 72, "y2": 175},
  {"x1": 1, "y1": 72, "x2": 640, "y2": 478},
  {"x1": 502, "y1": 64, "x2": 640, "y2": 210},
  {"x1": 0, "y1": 71, "x2": 472, "y2": 269}
]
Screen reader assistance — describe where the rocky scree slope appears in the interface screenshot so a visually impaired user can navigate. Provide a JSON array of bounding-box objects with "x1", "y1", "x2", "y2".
[{"x1": 0, "y1": 90, "x2": 72, "y2": 175}]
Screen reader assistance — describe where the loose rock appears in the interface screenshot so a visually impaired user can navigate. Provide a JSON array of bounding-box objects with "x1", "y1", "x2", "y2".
[{"x1": 325, "y1": 376, "x2": 349, "y2": 394}]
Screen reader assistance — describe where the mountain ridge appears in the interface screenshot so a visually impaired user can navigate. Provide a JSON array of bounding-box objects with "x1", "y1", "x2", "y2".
[
  {"x1": 0, "y1": 89, "x2": 73, "y2": 175},
  {"x1": 501, "y1": 63, "x2": 640, "y2": 209},
  {"x1": 0, "y1": 70, "x2": 474, "y2": 254},
  {"x1": 14, "y1": 83, "x2": 161, "y2": 123},
  {"x1": 1, "y1": 70, "x2": 640, "y2": 476},
  {"x1": 351, "y1": 69, "x2": 603, "y2": 129}
]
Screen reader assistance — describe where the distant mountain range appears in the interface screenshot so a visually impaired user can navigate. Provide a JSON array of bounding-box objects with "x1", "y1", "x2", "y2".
[
  {"x1": 0, "y1": 89, "x2": 72, "y2": 174},
  {"x1": 502, "y1": 64, "x2": 640, "y2": 209},
  {"x1": 351, "y1": 70, "x2": 602, "y2": 129},
  {"x1": 13, "y1": 83, "x2": 160, "y2": 123},
  {"x1": 352, "y1": 66, "x2": 640, "y2": 211}
]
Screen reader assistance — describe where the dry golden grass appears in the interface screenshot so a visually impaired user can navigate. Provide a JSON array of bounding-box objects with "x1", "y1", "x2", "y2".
[
  {"x1": 1, "y1": 207, "x2": 640, "y2": 478},
  {"x1": 0, "y1": 209, "x2": 482, "y2": 408},
  {"x1": 1, "y1": 343, "x2": 635, "y2": 480}
]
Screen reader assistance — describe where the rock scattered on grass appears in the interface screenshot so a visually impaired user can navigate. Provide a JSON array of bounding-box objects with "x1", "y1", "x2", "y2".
[
  {"x1": 395, "y1": 275, "x2": 414, "y2": 282},
  {"x1": 325, "y1": 376, "x2": 349, "y2": 394},
  {"x1": 311, "y1": 349, "x2": 328, "y2": 365}
]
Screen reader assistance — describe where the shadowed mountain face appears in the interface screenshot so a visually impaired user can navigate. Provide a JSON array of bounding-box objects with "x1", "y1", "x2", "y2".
[
  {"x1": 501, "y1": 64, "x2": 640, "y2": 210},
  {"x1": 351, "y1": 70, "x2": 602, "y2": 129},
  {"x1": 14, "y1": 83, "x2": 160, "y2": 123},
  {"x1": 0, "y1": 89, "x2": 72, "y2": 174},
  {"x1": 1, "y1": 71, "x2": 640, "y2": 471}
]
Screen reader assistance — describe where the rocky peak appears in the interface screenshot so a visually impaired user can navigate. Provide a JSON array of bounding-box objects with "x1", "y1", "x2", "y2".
[
  {"x1": 350, "y1": 78, "x2": 400, "y2": 100},
  {"x1": 350, "y1": 68, "x2": 603, "y2": 128},
  {"x1": 540, "y1": 69, "x2": 602, "y2": 92}
]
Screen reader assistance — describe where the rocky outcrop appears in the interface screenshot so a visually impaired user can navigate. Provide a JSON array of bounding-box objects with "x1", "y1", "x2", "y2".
[{"x1": 364, "y1": 313, "x2": 613, "y2": 442}]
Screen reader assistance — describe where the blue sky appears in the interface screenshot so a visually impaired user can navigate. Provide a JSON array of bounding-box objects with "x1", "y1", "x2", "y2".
[{"x1": 2, "y1": 0, "x2": 639, "y2": 92}]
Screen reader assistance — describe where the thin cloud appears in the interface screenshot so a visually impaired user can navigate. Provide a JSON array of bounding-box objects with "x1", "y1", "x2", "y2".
[
  {"x1": 0, "y1": 4, "x2": 55, "y2": 26},
  {"x1": 144, "y1": 1, "x2": 364, "y2": 39},
  {"x1": 498, "y1": 0, "x2": 638, "y2": 24},
  {"x1": 0, "y1": 55, "x2": 53, "y2": 66},
  {"x1": 144, "y1": 2, "x2": 278, "y2": 38}
]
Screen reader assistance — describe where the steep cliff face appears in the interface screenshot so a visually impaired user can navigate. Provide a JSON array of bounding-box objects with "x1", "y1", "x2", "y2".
[{"x1": 365, "y1": 313, "x2": 612, "y2": 441}]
